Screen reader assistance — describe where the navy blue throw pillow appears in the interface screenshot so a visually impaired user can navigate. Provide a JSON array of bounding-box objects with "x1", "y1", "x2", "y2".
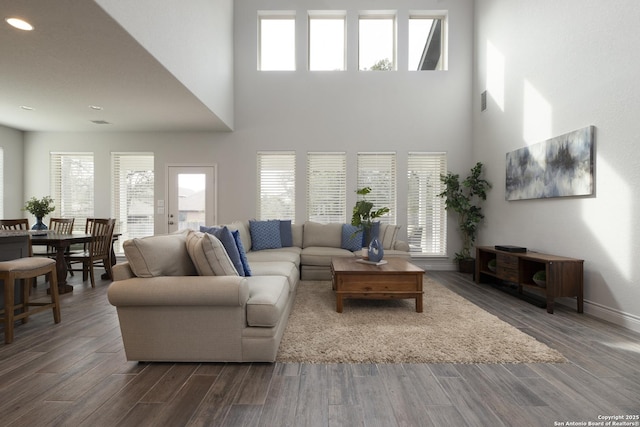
[
  {"x1": 280, "y1": 220, "x2": 293, "y2": 247},
  {"x1": 249, "y1": 220, "x2": 282, "y2": 251}
]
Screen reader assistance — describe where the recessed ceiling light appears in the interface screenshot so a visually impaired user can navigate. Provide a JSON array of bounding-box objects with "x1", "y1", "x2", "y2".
[
  {"x1": 89, "y1": 105, "x2": 103, "y2": 110},
  {"x1": 6, "y1": 17, "x2": 34, "y2": 31},
  {"x1": 20, "y1": 105, "x2": 34, "y2": 111}
]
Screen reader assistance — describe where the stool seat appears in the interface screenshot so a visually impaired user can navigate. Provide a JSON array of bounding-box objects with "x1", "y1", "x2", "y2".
[
  {"x1": 0, "y1": 257, "x2": 57, "y2": 271},
  {"x1": 1, "y1": 256, "x2": 60, "y2": 344}
]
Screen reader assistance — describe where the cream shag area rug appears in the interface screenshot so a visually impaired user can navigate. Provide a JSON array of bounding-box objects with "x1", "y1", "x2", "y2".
[{"x1": 276, "y1": 279, "x2": 566, "y2": 364}]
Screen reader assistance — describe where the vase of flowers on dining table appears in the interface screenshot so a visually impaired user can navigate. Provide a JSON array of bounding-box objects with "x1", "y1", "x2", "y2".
[{"x1": 22, "y1": 196, "x2": 56, "y2": 230}]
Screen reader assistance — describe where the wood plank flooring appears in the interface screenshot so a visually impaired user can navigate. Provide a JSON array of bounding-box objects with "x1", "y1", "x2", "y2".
[{"x1": 1, "y1": 270, "x2": 639, "y2": 426}]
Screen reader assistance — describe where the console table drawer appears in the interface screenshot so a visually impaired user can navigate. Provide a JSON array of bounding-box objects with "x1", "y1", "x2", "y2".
[{"x1": 496, "y1": 253, "x2": 519, "y2": 281}]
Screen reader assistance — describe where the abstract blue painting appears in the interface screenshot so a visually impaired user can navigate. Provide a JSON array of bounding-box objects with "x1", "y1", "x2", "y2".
[{"x1": 506, "y1": 126, "x2": 595, "y2": 201}]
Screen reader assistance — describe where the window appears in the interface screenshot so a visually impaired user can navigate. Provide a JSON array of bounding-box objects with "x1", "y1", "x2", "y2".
[
  {"x1": 0, "y1": 147, "x2": 3, "y2": 217},
  {"x1": 111, "y1": 153, "x2": 154, "y2": 253},
  {"x1": 309, "y1": 13, "x2": 346, "y2": 71},
  {"x1": 357, "y1": 152, "x2": 396, "y2": 224},
  {"x1": 257, "y1": 151, "x2": 296, "y2": 221},
  {"x1": 307, "y1": 152, "x2": 346, "y2": 223},
  {"x1": 409, "y1": 15, "x2": 445, "y2": 70},
  {"x1": 407, "y1": 153, "x2": 447, "y2": 255},
  {"x1": 259, "y1": 13, "x2": 296, "y2": 70},
  {"x1": 50, "y1": 153, "x2": 94, "y2": 231},
  {"x1": 359, "y1": 14, "x2": 396, "y2": 71}
]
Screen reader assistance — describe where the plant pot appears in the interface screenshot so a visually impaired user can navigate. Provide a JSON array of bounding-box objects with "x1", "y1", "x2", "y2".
[{"x1": 458, "y1": 258, "x2": 475, "y2": 274}]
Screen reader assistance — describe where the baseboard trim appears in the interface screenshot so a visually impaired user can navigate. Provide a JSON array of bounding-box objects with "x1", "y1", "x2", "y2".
[
  {"x1": 581, "y1": 299, "x2": 640, "y2": 333},
  {"x1": 554, "y1": 296, "x2": 640, "y2": 333}
]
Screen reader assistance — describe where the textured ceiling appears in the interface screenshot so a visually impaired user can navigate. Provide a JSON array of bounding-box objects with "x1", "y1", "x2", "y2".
[{"x1": 0, "y1": 0, "x2": 231, "y2": 132}]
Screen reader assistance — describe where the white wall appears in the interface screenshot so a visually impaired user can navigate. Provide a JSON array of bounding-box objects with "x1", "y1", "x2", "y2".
[
  {"x1": 474, "y1": 0, "x2": 640, "y2": 330},
  {"x1": 0, "y1": 125, "x2": 24, "y2": 218},
  {"x1": 23, "y1": 0, "x2": 475, "y2": 271},
  {"x1": 96, "y1": 0, "x2": 235, "y2": 129}
]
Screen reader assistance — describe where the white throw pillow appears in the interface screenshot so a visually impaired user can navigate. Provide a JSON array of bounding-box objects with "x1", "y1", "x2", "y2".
[
  {"x1": 186, "y1": 230, "x2": 239, "y2": 276},
  {"x1": 379, "y1": 224, "x2": 401, "y2": 250}
]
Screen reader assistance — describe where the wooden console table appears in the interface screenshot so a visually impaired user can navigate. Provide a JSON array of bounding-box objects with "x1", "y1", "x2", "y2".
[{"x1": 475, "y1": 246, "x2": 584, "y2": 314}]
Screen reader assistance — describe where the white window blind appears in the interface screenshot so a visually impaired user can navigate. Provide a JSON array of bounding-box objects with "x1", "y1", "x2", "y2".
[
  {"x1": 357, "y1": 152, "x2": 397, "y2": 224},
  {"x1": 407, "y1": 152, "x2": 447, "y2": 255},
  {"x1": 257, "y1": 151, "x2": 296, "y2": 221},
  {"x1": 111, "y1": 153, "x2": 154, "y2": 253},
  {"x1": 0, "y1": 148, "x2": 4, "y2": 217},
  {"x1": 50, "y1": 152, "x2": 94, "y2": 231},
  {"x1": 307, "y1": 152, "x2": 346, "y2": 223}
]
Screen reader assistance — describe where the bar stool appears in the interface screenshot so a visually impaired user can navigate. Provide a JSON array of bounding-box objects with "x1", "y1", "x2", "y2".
[{"x1": 0, "y1": 257, "x2": 60, "y2": 344}]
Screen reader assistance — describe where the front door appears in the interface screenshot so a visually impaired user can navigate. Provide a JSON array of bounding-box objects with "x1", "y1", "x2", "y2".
[{"x1": 166, "y1": 165, "x2": 217, "y2": 233}]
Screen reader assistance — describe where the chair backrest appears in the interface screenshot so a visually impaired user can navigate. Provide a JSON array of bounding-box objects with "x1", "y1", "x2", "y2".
[
  {"x1": 89, "y1": 218, "x2": 116, "y2": 258},
  {"x1": 0, "y1": 219, "x2": 30, "y2": 230},
  {"x1": 85, "y1": 218, "x2": 95, "y2": 234},
  {"x1": 49, "y1": 217, "x2": 74, "y2": 234}
]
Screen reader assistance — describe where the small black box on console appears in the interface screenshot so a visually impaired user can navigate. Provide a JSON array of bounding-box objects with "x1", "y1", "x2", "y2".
[{"x1": 495, "y1": 245, "x2": 527, "y2": 253}]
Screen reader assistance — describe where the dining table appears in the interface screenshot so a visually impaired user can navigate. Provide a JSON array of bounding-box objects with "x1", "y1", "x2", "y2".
[{"x1": 30, "y1": 231, "x2": 119, "y2": 294}]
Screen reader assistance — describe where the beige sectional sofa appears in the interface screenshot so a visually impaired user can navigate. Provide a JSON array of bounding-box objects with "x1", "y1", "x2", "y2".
[
  {"x1": 235, "y1": 220, "x2": 410, "y2": 280},
  {"x1": 107, "y1": 221, "x2": 409, "y2": 363}
]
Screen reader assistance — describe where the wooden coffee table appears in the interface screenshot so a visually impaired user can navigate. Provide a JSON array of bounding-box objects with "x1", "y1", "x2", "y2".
[{"x1": 331, "y1": 257, "x2": 425, "y2": 313}]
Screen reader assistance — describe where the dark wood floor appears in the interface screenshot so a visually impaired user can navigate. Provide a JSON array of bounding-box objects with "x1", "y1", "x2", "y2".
[{"x1": 1, "y1": 269, "x2": 639, "y2": 427}]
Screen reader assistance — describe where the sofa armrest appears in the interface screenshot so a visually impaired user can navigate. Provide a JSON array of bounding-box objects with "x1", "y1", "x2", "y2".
[
  {"x1": 112, "y1": 262, "x2": 136, "y2": 281},
  {"x1": 107, "y1": 275, "x2": 249, "y2": 307},
  {"x1": 393, "y1": 240, "x2": 410, "y2": 252}
]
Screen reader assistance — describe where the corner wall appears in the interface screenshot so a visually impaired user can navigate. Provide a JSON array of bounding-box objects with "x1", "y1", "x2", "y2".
[{"x1": 474, "y1": 0, "x2": 640, "y2": 330}]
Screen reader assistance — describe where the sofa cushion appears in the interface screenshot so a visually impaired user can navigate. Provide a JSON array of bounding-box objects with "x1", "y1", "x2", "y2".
[
  {"x1": 341, "y1": 224, "x2": 364, "y2": 251},
  {"x1": 249, "y1": 261, "x2": 299, "y2": 292},
  {"x1": 249, "y1": 220, "x2": 282, "y2": 251},
  {"x1": 301, "y1": 246, "x2": 355, "y2": 266},
  {"x1": 200, "y1": 225, "x2": 245, "y2": 277},
  {"x1": 291, "y1": 223, "x2": 303, "y2": 248},
  {"x1": 231, "y1": 229, "x2": 252, "y2": 276},
  {"x1": 303, "y1": 221, "x2": 342, "y2": 248},
  {"x1": 246, "y1": 276, "x2": 290, "y2": 327},
  {"x1": 123, "y1": 230, "x2": 197, "y2": 278},
  {"x1": 186, "y1": 231, "x2": 239, "y2": 276},
  {"x1": 246, "y1": 247, "x2": 301, "y2": 268}
]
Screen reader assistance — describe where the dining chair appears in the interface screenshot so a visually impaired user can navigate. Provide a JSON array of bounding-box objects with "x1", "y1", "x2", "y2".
[
  {"x1": 49, "y1": 217, "x2": 75, "y2": 234},
  {"x1": 32, "y1": 217, "x2": 75, "y2": 257},
  {"x1": 0, "y1": 219, "x2": 30, "y2": 230},
  {"x1": 65, "y1": 218, "x2": 115, "y2": 288}
]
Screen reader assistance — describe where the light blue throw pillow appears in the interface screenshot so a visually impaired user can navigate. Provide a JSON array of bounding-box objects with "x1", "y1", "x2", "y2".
[
  {"x1": 341, "y1": 224, "x2": 363, "y2": 251},
  {"x1": 249, "y1": 220, "x2": 282, "y2": 251},
  {"x1": 231, "y1": 229, "x2": 252, "y2": 276},
  {"x1": 200, "y1": 225, "x2": 244, "y2": 276}
]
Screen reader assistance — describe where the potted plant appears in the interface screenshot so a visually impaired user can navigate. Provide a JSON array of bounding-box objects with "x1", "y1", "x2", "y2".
[
  {"x1": 351, "y1": 187, "x2": 390, "y2": 246},
  {"x1": 438, "y1": 162, "x2": 491, "y2": 273},
  {"x1": 533, "y1": 270, "x2": 547, "y2": 287},
  {"x1": 22, "y1": 196, "x2": 56, "y2": 230}
]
